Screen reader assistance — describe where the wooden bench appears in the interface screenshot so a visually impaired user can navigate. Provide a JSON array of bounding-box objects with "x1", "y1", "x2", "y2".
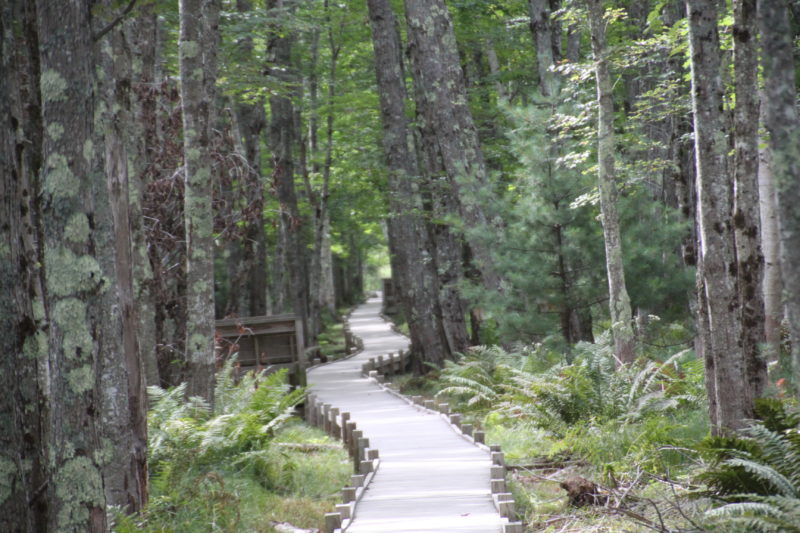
[{"x1": 215, "y1": 314, "x2": 306, "y2": 387}]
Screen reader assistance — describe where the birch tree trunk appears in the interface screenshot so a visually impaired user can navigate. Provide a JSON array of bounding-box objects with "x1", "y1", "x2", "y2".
[
  {"x1": 404, "y1": 0, "x2": 501, "y2": 293},
  {"x1": 586, "y1": 0, "x2": 636, "y2": 365},
  {"x1": 732, "y1": 0, "x2": 766, "y2": 400},
  {"x1": 757, "y1": 136, "x2": 783, "y2": 358},
  {"x1": 180, "y1": 0, "x2": 217, "y2": 403},
  {"x1": 687, "y1": 0, "x2": 751, "y2": 430},
  {"x1": 758, "y1": 0, "x2": 800, "y2": 387},
  {"x1": 368, "y1": 0, "x2": 455, "y2": 369}
]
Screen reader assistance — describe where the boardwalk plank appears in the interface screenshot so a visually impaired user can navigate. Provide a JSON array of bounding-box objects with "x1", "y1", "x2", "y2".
[{"x1": 308, "y1": 297, "x2": 504, "y2": 533}]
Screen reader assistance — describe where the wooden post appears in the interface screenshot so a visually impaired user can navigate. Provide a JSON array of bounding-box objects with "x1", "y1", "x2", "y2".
[
  {"x1": 438, "y1": 403, "x2": 450, "y2": 414},
  {"x1": 323, "y1": 404, "x2": 332, "y2": 434},
  {"x1": 490, "y1": 465, "x2": 505, "y2": 479},
  {"x1": 461, "y1": 423, "x2": 473, "y2": 437},
  {"x1": 340, "y1": 412, "x2": 351, "y2": 442},
  {"x1": 357, "y1": 437, "x2": 370, "y2": 461},
  {"x1": 359, "y1": 460, "x2": 373, "y2": 475},
  {"x1": 345, "y1": 421, "x2": 357, "y2": 447},
  {"x1": 424, "y1": 399, "x2": 436, "y2": 410},
  {"x1": 449, "y1": 413, "x2": 462, "y2": 428},
  {"x1": 336, "y1": 503, "x2": 352, "y2": 520},
  {"x1": 342, "y1": 486, "x2": 357, "y2": 502},
  {"x1": 367, "y1": 448, "x2": 379, "y2": 460},
  {"x1": 329, "y1": 407, "x2": 340, "y2": 437},
  {"x1": 412, "y1": 395, "x2": 423, "y2": 405},
  {"x1": 324, "y1": 512, "x2": 342, "y2": 533},
  {"x1": 499, "y1": 500, "x2": 515, "y2": 519},
  {"x1": 351, "y1": 474, "x2": 365, "y2": 488},
  {"x1": 491, "y1": 451, "x2": 505, "y2": 467},
  {"x1": 503, "y1": 522, "x2": 523, "y2": 533},
  {"x1": 473, "y1": 430, "x2": 485, "y2": 444},
  {"x1": 491, "y1": 478, "x2": 507, "y2": 493}
]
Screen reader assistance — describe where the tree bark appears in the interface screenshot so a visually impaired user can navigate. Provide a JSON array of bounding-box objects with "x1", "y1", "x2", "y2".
[
  {"x1": 234, "y1": 0, "x2": 269, "y2": 317},
  {"x1": 528, "y1": 0, "x2": 561, "y2": 97},
  {"x1": 179, "y1": 0, "x2": 218, "y2": 403},
  {"x1": 368, "y1": 0, "x2": 455, "y2": 369},
  {"x1": 758, "y1": 0, "x2": 800, "y2": 387},
  {"x1": 757, "y1": 131, "x2": 783, "y2": 359},
  {"x1": 0, "y1": 1, "x2": 47, "y2": 529},
  {"x1": 586, "y1": 0, "x2": 636, "y2": 366},
  {"x1": 404, "y1": 0, "x2": 502, "y2": 293},
  {"x1": 687, "y1": 0, "x2": 750, "y2": 430},
  {"x1": 732, "y1": 0, "x2": 766, "y2": 401},
  {"x1": 129, "y1": 3, "x2": 160, "y2": 386},
  {"x1": 97, "y1": 7, "x2": 148, "y2": 511},
  {"x1": 268, "y1": 0, "x2": 310, "y2": 343},
  {"x1": 36, "y1": 0, "x2": 124, "y2": 527}
]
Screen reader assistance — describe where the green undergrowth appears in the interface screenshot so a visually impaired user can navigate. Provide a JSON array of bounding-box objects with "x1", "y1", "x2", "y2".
[
  {"x1": 113, "y1": 363, "x2": 351, "y2": 532},
  {"x1": 388, "y1": 324, "x2": 726, "y2": 531}
]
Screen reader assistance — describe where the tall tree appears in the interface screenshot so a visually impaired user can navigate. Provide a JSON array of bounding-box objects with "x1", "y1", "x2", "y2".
[
  {"x1": 586, "y1": 0, "x2": 636, "y2": 365},
  {"x1": 404, "y1": 0, "x2": 502, "y2": 294},
  {"x1": 179, "y1": 0, "x2": 219, "y2": 403},
  {"x1": 732, "y1": 0, "x2": 766, "y2": 400},
  {"x1": 367, "y1": 0, "x2": 454, "y2": 369},
  {"x1": 97, "y1": 3, "x2": 148, "y2": 510},
  {"x1": 233, "y1": 0, "x2": 269, "y2": 317},
  {"x1": 0, "y1": 0, "x2": 47, "y2": 529},
  {"x1": 686, "y1": 0, "x2": 751, "y2": 430},
  {"x1": 528, "y1": 0, "x2": 561, "y2": 98},
  {"x1": 268, "y1": 0, "x2": 310, "y2": 340},
  {"x1": 759, "y1": 0, "x2": 800, "y2": 388}
]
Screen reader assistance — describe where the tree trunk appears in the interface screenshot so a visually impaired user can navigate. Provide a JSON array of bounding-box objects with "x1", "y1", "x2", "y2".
[
  {"x1": 404, "y1": 0, "x2": 502, "y2": 293},
  {"x1": 687, "y1": 0, "x2": 750, "y2": 430},
  {"x1": 758, "y1": 0, "x2": 800, "y2": 387},
  {"x1": 368, "y1": 0, "x2": 455, "y2": 369},
  {"x1": 36, "y1": 0, "x2": 122, "y2": 527},
  {"x1": 129, "y1": 3, "x2": 160, "y2": 387},
  {"x1": 757, "y1": 130, "x2": 783, "y2": 359},
  {"x1": 586, "y1": 0, "x2": 636, "y2": 366},
  {"x1": 179, "y1": 0, "x2": 218, "y2": 403},
  {"x1": 234, "y1": 0, "x2": 269, "y2": 317},
  {"x1": 268, "y1": 0, "x2": 309, "y2": 343},
  {"x1": 0, "y1": 1, "x2": 47, "y2": 528},
  {"x1": 528, "y1": 0, "x2": 560, "y2": 97},
  {"x1": 732, "y1": 0, "x2": 766, "y2": 401},
  {"x1": 98, "y1": 9, "x2": 148, "y2": 511}
]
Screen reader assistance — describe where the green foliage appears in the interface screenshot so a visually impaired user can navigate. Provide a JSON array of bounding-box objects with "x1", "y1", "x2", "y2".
[
  {"x1": 119, "y1": 363, "x2": 341, "y2": 532},
  {"x1": 697, "y1": 400, "x2": 800, "y2": 533}
]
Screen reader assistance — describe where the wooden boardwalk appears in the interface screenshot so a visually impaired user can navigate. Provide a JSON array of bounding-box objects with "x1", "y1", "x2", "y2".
[{"x1": 307, "y1": 297, "x2": 505, "y2": 533}]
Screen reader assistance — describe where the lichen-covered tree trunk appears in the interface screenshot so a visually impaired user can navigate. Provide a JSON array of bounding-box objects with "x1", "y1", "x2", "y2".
[
  {"x1": 35, "y1": 0, "x2": 121, "y2": 528},
  {"x1": 687, "y1": 0, "x2": 751, "y2": 431},
  {"x1": 129, "y1": 4, "x2": 160, "y2": 386},
  {"x1": 0, "y1": 1, "x2": 47, "y2": 528},
  {"x1": 758, "y1": 0, "x2": 800, "y2": 387},
  {"x1": 368, "y1": 0, "x2": 454, "y2": 369},
  {"x1": 179, "y1": 0, "x2": 217, "y2": 403},
  {"x1": 97, "y1": 9, "x2": 148, "y2": 511},
  {"x1": 268, "y1": 0, "x2": 309, "y2": 342},
  {"x1": 732, "y1": 0, "x2": 766, "y2": 401},
  {"x1": 586, "y1": 0, "x2": 636, "y2": 366},
  {"x1": 404, "y1": 0, "x2": 501, "y2": 293}
]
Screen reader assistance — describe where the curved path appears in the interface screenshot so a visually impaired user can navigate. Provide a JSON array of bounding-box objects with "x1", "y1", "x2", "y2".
[{"x1": 307, "y1": 297, "x2": 504, "y2": 533}]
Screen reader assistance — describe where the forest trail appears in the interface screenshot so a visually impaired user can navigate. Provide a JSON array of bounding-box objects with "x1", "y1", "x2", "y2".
[{"x1": 307, "y1": 296, "x2": 504, "y2": 532}]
